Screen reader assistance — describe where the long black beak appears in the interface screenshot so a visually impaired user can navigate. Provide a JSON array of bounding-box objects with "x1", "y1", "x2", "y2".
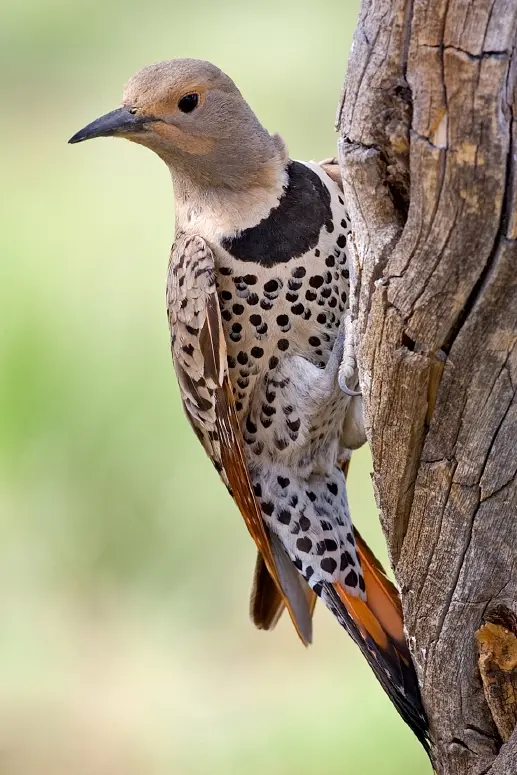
[{"x1": 68, "y1": 107, "x2": 150, "y2": 144}]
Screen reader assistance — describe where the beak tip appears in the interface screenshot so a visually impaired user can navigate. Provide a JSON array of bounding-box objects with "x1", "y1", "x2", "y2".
[{"x1": 68, "y1": 107, "x2": 146, "y2": 147}]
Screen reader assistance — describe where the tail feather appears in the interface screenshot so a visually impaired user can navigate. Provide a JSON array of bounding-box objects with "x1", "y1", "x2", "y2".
[
  {"x1": 353, "y1": 528, "x2": 406, "y2": 645},
  {"x1": 325, "y1": 533, "x2": 430, "y2": 754}
]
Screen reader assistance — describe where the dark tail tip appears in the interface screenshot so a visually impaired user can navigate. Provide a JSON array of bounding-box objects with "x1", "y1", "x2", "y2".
[{"x1": 323, "y1": 582, "x2": 431, "y2": 755}]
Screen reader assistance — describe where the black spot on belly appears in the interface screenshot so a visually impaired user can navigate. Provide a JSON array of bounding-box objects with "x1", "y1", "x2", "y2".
[
  {"x1": 345, "y1": 569, "x2": 359, "y2": 588},
  {"x1": 264, "y1": 279, "x2": 279, "y2": 293},
  {"x1": 246, "y1": 416, "x2": 257, "y2": 434},
  {"x1": 220, "y1": 162, "x2": 332, "y2": 265},
  {"x1": 287, "y1": 417, "x2": 300, "y2": 432},
  {"x1": 278, "y1": 510, "x2": 291, "y2": 525},
  {"x1": 321, "y1": 557, "x2": 337, "y2": 574},
  {"x1": 297, "y1": 536, "x2": 313, "y2": 553}
]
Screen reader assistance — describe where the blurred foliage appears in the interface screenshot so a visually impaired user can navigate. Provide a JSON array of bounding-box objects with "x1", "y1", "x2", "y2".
[{"x1": 1, "y1": 0, "x2": 429, "y2": 772}]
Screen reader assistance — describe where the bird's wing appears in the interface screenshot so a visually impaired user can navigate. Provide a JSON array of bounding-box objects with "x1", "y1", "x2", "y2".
[{"x1": 166, "y1": 233, "x2": 312, "y2": 644}]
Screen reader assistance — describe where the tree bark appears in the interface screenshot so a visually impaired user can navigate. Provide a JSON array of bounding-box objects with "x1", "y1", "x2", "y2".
[{"x1": 338, "y1": 2, "x2": 517, "y2": 773}]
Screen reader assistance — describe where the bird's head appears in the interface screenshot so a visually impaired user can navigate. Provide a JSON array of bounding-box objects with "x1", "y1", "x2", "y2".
[{"x1": 69, "y1": 59, "x2": 286, "y2": 190}]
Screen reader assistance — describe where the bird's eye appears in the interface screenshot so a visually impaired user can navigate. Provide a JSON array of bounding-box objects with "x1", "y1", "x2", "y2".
[
  {"x1": 178, "y1": 93, "x2": 199, "y2": 113},
  {"x1": 128, "y1": 107, "x2": 137, "y2": 115}
]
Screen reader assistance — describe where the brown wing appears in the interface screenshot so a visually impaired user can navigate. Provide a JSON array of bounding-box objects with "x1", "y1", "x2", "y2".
[
  {"x1": 167, "y1": 233, "x2": 311, "y2": 644},
  {"x1": 250, "y1": 551, "x2": 285, "y2": 631}
]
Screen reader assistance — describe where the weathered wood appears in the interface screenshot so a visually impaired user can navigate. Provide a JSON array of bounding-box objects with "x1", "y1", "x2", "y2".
[{"x1": 338, "y1": 1, "x2": 517, "y2": 772}]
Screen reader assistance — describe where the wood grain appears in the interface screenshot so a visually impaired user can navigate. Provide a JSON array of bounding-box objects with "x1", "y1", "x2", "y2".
[{"x1": 339, "y1": 1, "x2": 517, "y2": 772}]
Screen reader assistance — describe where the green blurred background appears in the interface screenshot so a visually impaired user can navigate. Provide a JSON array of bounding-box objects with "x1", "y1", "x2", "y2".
[{"x1": 1, "y1": 1, "x2": 429, "y2": 772}]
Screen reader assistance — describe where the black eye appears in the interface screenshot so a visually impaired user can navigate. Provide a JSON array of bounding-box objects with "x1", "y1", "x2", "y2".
[
  {"x1": 178, "y1": 93, "x2": 199, "y2": 113},
  {"x1": 128, "y1": 107, "x2": 137, "y2": 115}
]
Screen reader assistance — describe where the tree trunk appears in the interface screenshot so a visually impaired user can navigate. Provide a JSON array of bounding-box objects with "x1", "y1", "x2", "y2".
[{"x1": 338, "y1": 2, "x2": 517, "y2": 773}]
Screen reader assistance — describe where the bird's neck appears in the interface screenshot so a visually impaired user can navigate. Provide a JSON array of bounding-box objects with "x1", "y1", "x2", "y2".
[{"x1": 170, "y1": 143, "x2": 289, "y2": 241}]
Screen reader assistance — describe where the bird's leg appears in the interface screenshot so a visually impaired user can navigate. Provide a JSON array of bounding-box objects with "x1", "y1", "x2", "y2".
[{"x1": 338, "y1": 311, "x2": 361, "y2": 397}]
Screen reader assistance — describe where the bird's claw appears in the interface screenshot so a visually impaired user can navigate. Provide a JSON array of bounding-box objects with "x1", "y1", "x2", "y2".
[{"x1": 338, "y1": 373, "x2": 361, "y2": 396}]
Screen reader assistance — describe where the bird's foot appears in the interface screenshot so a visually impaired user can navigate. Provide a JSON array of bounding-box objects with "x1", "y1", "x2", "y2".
[{"x1": 338, "y1": 312, "x2": 361, "y2": 397}]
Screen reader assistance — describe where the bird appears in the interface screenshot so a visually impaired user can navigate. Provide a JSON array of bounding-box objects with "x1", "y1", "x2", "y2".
[{"x1": 69, "y1": 58, "x2": 429, "y2": 751}]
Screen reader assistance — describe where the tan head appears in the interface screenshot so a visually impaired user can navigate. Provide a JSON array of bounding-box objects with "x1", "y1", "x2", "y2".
[{"x1": 69, "y1": 59, "x2": 287, "y2": 190}]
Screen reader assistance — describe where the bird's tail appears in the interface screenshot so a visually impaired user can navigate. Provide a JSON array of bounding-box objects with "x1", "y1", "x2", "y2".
[{"x1": 325, "y1": 528, "x2": 430, "y2": 754}]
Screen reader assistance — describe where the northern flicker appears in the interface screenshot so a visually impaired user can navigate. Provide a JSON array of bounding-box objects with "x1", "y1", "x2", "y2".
[{"x1": 70, "y1": 59, "x2": 429, "y2": 751}]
